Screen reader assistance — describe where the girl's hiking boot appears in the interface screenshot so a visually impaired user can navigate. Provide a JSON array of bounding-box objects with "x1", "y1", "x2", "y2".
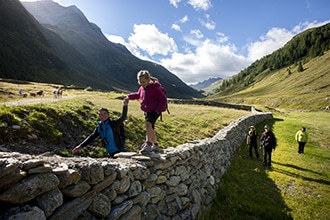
[
  {"x1": 140, "y1": 141, "x2": 152, "y2": 154},
  {"x1": 151, "y1": 144, "x2": 160, "y2": 152}
]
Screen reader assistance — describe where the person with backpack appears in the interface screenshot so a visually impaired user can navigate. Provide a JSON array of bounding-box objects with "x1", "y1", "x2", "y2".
[
  {"x1": 260, "y1": 124, "x2": 277, "y2": 167},
  {"x1": 246, "y1": 125, "x2": 260, "y2": 159},
  {"x1": 126, "y1": 70, "x2": 167, "y2": 154},
  {"x1": 72, "y1": 98, "x2": 129, "y2": 158}
]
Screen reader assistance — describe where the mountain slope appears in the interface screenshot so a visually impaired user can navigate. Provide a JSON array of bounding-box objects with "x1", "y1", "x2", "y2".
[
  {"x1": 21, "y1": 0, "x2": 203, "y2": 98},
  {"x1": 209, "y1": 50, "x2": 330, "y2": 110},
  {"x1": 207, "y1": 23, "x2": 330, "y2": 110},
  {"x1": 0, "y1": 0, "x2": 74, "y2": 83},
  {"x1": 213, "y1": 23, "x2": 330, "y2": 96}
]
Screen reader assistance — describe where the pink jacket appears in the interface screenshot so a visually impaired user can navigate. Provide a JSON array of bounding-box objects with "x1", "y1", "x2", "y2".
[{"x1": 128, "y1": 82, "x2": 167, "y2": 113}]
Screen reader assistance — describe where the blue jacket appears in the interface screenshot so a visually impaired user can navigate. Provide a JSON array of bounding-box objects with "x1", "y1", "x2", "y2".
[{"x1": 78, "y1": 105, "x2": 127, "y2": 154}]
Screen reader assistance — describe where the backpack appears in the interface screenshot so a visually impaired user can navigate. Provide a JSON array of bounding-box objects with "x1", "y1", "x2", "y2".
[
  {"x1": 152, "y1": 84, "x2": 170, "y2": 121},
  {"x1": 261, "y1": 131, "x2": 276, "y2": 149},
  {"x1": 247, "y1": 130, "x2": 258, "y2": 145},
  {"x1": 108, "y1": 120, "x2": 126, "y2": 152}
]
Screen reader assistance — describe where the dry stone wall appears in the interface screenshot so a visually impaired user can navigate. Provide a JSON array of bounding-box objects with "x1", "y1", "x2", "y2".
[{"x1": 0, "y1": 112, "x2": 272, "y2": 220}]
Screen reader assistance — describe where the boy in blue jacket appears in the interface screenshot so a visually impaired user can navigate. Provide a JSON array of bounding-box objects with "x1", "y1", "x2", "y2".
[{"x1": 72, "y1": 98, "x2": 129, "y2": 158}]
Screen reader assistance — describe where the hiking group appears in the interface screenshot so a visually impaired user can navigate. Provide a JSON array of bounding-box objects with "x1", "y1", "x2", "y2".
[
  {"x1": 247, "y1": 124, "x2": 277, "y2": 168},
  {"x1": 247, "y1": 124, "x2": 308, "y2": 168},
  {"x1": 72, "y1": 70, "x2": 168, "y2": 157}
]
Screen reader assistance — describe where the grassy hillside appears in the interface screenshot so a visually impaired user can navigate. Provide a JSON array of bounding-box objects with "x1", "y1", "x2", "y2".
[{"x1": 208, "y1": 50, "x2": 330, "y2": 111}]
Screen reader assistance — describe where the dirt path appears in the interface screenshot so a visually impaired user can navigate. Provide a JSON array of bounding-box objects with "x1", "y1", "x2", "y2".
[{"x1": 2, "y1": 96, "x2": 74, "y2": 106}]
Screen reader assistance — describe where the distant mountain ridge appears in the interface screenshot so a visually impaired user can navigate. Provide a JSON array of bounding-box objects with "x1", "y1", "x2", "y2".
[
  {"x1": 0, "y1": 0, "x2": 203, "y2": 99},
  {"x1": 189, "y1": 77, "x2": 222, "y2": 90}
]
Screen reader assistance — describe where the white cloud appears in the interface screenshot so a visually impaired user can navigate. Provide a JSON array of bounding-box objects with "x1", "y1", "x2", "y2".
[
  {"x1": 105, "y1": 20, "x2": 330, "y2": 84},
  {"x1": 216, "y1": 32, "x2": 229, "y2": 43},
  {"x1": 190, "y1": 29, "x2": 204, "y2": 39},
  {"x1": 188, "y1": 0, "x2": 212, "y2": 11},
  {"x1": 105, "y1": 34, "x2": 126, "y2": 45},
  {"x1": 293, "y1": 20, "x2": 330, "y2": 33},
  {"x1": 169, "y1": 0, "x2": 212, "y2": 11},
  {"x1": 105, "y1": 25, "x2": 248, "y2": 84},
  {"x1": 247, "y1": 21, "x2": 330, "y2": 61},
  {"x1": 171, "y1": 24, "x2": 182, "y2": 31},
  {"x1": 180, "y1": 15, "x2": 189, "y2": 23},
  {"x1": 169, "y1": 0, "x2": 181, "y2": 8},
  {"x1": 247, "y1": 28, "x2": 293, "y2": 61},
  {"x1": 172, "y1": 15, "x2": 188, "y2": 32},
  {"x1": 160, "y1": 39, "x2": 251, "y2": 83},
  {"x1": 128, "y1": 24, "x2": 178, "y2": 57},
  {"x1": 199, "y1": 14, "x2": 216, "y2": 30}
]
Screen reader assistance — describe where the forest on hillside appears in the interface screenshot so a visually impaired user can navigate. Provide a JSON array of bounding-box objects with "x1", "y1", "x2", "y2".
[{"x1": 217, "y1": 23, "x2": 330, "y2": 94}]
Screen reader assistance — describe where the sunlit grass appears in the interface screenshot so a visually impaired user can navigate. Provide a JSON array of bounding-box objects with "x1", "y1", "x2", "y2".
[
  {"x1": 0, "y1": 84, "x2": 250, "y2": 155},
  {"x1": 203, "y1": 111, "x2": 330, "y2": 220}
]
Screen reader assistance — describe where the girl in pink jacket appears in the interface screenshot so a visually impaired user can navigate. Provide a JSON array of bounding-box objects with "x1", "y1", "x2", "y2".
[{"x1": 127, "y1": 70, "x2": 167, "y2": 153}]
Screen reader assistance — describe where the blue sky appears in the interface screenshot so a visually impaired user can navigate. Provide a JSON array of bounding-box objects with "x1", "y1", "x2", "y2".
[{"x1": 21, "y1": 0, "x2": 330, "y2": 84}]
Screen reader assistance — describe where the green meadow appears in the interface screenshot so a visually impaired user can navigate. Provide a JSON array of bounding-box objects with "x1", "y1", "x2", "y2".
[{"x1": 203, "y1": 111, "x2": 330, "y2": 220}]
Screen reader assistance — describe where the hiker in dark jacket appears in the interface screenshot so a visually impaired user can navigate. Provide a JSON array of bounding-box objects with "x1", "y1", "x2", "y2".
[
  {"x1": 72, "y1": 98, "x2": 129, "y2": 158},
  {"x1": 260, "y1": 124, "x2": 277, "y2": 167},
  {"x1": 247, "y1": 125, "x2": 259, "y2": 159}
]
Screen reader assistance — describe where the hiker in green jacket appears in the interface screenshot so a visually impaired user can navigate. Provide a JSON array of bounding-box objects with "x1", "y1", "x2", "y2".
[{"x1": 295, "y1": 127, "x2": 308, "y2": 154}]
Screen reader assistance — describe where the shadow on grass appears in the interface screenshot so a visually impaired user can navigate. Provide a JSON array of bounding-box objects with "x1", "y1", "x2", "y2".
[
  {"x1": 306, "y1": 152, "x2": 330, "y2": 161},
  {"x1": 272, "y1": 161, "x2": 323, "y2": 175},
  {"x1": 203, "y1": 146, "x2": 293, "y2": 220},
  {"x1": 272, "y1": 161, "x2": 330, "y2": 186}
]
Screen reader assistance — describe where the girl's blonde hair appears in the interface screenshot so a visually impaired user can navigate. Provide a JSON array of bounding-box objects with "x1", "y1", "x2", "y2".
[
  {"x1": 137, "y1": 70, "x2": 158, "y2": 82},
  {"x1": 137, "y1": 70, "x2": 151, "y2": 80}
]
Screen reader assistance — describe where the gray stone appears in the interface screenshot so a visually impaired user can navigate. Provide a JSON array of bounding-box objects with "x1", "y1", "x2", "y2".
[
  {"x1": 108, "y1": 200, "x2": 133, "y2": 220},
  {"x1": 3, "y1": 205, "x2": 46, "y2": 220},
  {"x1": 112, "y1": 194, "x2": 128, "y2": 205},
  {"x1": 116, "y1": 165, "x2": 129, "y2": 178},
  {"x1": 117, "y1": 175, "x2": 130, "y2": 194},
  {"x1": 28, "y1": 164, "x2": 52, "y2": 174},
  {"x1": 0, "y1": 158, "x2": 19, "y2": 179},
  {"x1": 102, "y1": 187, "x2": 117, "y2": 202},
  {"x1": 56, "y1": 168, "x2": 82, "y2": 189},
  {"x1": 144, "y1": 173, "x2": 158, "y2": 189},
  {"x1": 127, "y1": 180, "x2": 142, "y2": 197},
  {"x1": 132, "y1": 165, "x2": 150, "y2": 180},
  {"x1": 88, "y1": 193, "x2": 111, "y2": 218},
  {"x1": 92, "y1": 171, "x2": 117, "y2": 192},
  {"x1": 36, "y1": 188, "x2": 63, "y2": 217},
  {"x1": 166, "y1": 175, "x2": 181, "y2": 187},
  {"x1": 79, "y1": 162, "x2": 104, "y2": 185},
  {"x1": 62, "y1": 180, "x2": 91, "y2": 197},
  {"x1": 23, "y1": 159, "x2": 45, "y2": 170},
  {"x1": 0, "y1": 173, "x2": 59, "y2": 204},
  {"x1": 49, "y1": 191, "x2": 96, "y2": 220},
  {"x1": 0, "y1": 169, "x2": 26, "y2": 190},
  {"x1": 118, "y1": 205, "x2": 141, "y2": 220}
]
